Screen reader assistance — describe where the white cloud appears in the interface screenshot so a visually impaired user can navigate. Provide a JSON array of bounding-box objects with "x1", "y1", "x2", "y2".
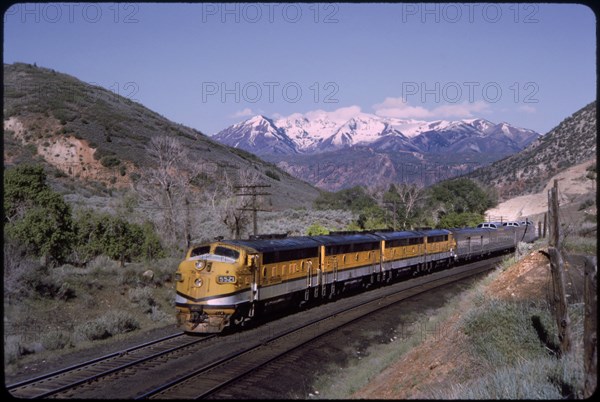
[
  {"x1": 431, "y1": 100, "x2": 491, "y2": 118},
  {"x1": 372, "y1": 97, "x2": 432, "y2": 119},
  {"x1": 276, "y1": 105, "x2": 363, "y2": 124},
  {"x1": 372, "y1": 97, "x2": 492, "y2": 119},
  {"x1": 518, "y1": 105, "x2": 537, "y2": 114},
  {"x1": 230, "y1": 108, "x2": 254, "y2": 118},
  {"x1": 305, "y1": 105, "x2": 363, "y2": 123}
]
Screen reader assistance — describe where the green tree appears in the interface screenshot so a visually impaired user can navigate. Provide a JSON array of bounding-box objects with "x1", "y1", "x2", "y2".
[
  {"x1": 72, "y1": 209, "x2": 107, "y2": 265},
  {"x1": 4, "y1": 165, "x2": 74, "y2": 265},
  {"x1": 356, "y1": 205, "x2": 388, "y2": 230},
  {"x1": 314, "y1": 186, "x2": 388, "y2": 230},
  {"x1": 427, "y1": 178, "x2": 495, "y2": 219},
  {"x1": 437, "y1": 211, "x2": 484, "y2": 229},
  {"x1": 314, "y1": 186, "x2": 379, "y2": 213}
]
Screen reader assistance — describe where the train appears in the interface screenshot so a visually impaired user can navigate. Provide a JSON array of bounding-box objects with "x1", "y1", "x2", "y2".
[{"x1": 175, "y1": 221, "x2": 536, "y2": 334}]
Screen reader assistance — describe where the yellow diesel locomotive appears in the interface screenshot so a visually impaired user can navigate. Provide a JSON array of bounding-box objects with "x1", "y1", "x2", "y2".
[{"x1": 175, "y1": 229, "x2": 455, "y2": 333}]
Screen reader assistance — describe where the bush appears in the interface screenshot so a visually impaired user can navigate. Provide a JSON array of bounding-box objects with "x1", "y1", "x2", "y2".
[
  {"x1": 437, "y1": 212, "x2": 484, "y2": 229},
  {"x1": 265, "y1": 169, "x2": 280, "y2": 181},
  {"x1": 306, "y1": 222, "x2": 330, "y2": 235},
  {"x1": 128, "y1": 287, "x2": 156, "y2": 313},
  {"x1": 100, "y1": 155, "x2": 121, "y2": 168},
  {"x1": 74, "y1": 311, "x2": 139, "y2": 342},
  {"x1": 73, "y1": 210, "x2": 165, "y2": 266},
  {"x1": 41, "y1": 330, "x2": 73, "y2": 351}
]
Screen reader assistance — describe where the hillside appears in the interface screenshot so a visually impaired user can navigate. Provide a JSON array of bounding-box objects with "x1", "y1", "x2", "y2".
[
  {"x1": 468, "y1": 101, "x2": 596, "y2": 201},
  {"x1": 3, "y1": 62, "x2": 320, "y2": 211},
  {"x1": 485, "y1": 158, "x2": 596, "y2": 223}
]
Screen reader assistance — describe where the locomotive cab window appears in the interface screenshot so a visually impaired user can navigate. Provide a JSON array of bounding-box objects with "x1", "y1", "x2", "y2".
[
  {"x1": 214, "y1": 246, "x2": 240, "y2": 260},
  {"x1": 190, "y1": 245, "x2": 210, "y2": 257}
]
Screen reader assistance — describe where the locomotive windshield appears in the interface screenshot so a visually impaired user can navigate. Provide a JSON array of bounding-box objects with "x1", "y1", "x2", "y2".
[
  {"x1": 214, "y1": 246, "x2": 240, "y2": 260},
  {"x1": 190, "y1": 245, "x2": 210, "y2": 257}
]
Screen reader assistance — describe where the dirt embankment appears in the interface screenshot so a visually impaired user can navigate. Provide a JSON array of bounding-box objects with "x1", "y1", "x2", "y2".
[
  {"x1": 4, "y1": 116, "x2": 133, "y2": 188},
  {"x1": 485, "y1": 159, "x2": 596, "y2": 221}
]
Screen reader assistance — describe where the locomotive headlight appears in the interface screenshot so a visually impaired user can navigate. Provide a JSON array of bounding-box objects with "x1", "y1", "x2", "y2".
[
  {"x1": 194, "y1": 278, "x2": 203, "y2": 287},
  {"x1": 195, "y1": 260, "x2": 206, "y2": 270}
]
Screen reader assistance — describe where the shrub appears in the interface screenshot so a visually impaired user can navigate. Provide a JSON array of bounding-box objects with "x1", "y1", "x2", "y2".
[
  {"x1": 73, "y1": 210, "x2": 165, "y2": 266},
  {"x1": 74, "y1": 311, "x2": 139, "y2": 342},
  {"x1": 100, "y1": 155, "x2": 121, "y2": 168},
  {"x1": 128, "y1": 287, "x2": 156, "y2": 313},
  {"x1": 41, "y1": 330, "x2": 73, "y2": 351},
  {"x1": 307, "y1": 222, "x2": 330, "y2": 235},
  {"x1": 265, "y1": 169, "x2": 280, "y2": 181},
  {"x1": 437, "y1": 212, "x2": 484, "y2": 229}
]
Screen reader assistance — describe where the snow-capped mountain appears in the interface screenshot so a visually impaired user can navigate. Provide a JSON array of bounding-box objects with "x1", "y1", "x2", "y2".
[
  {"x1": 213, "y1": 115, "x2": 297, "y2": 155},
  {"x1": 213, "y1": 113, "x2": 540, "y2": 156},
  {"x1": 482, "y1": 122, "x2": 540, "y2": 148}
]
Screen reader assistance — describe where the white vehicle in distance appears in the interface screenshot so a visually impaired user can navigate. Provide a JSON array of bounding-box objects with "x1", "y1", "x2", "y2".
[
  {"x1": 477, "y1": 222, "x2": 500, "y2": 229},
  {"x1": 502, "y1": 221, "x2": 521, "y2": 227}
]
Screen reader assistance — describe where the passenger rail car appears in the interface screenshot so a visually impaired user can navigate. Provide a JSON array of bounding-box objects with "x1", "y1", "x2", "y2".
[{"x1": 175, "y1": 225, "x2": 533, "y2": 334}]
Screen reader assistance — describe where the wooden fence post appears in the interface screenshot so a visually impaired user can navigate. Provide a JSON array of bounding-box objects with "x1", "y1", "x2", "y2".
[
  {"x1": 584, "y1": 256, "x2": 597, "y2": 398},
  {"x1": 548, "y1": 247, "x2": 572, "y2": 355},
  {"x1": 545, "y1": 181, "x2": 571, "y2": 356},
  {"x1": 548, "y1": 180, "x2": 561, "y2": 247}
]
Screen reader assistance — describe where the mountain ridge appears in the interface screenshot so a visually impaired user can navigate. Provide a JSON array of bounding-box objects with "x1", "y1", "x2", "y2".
[
  {"x1": 213, "y1": 111, "x2": 542, "y2": 191},
  {"x1": 214, "y1": 113, "x2": 540, "y2": 156}
]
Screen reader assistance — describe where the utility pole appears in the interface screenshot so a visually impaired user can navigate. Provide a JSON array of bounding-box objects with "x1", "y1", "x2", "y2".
[
  {"x1": 384, "y1": 200, "x2": 397, "y2": 231},
  {"x1": 234, "y1": 184, "x2": 271, "y2": 236}
]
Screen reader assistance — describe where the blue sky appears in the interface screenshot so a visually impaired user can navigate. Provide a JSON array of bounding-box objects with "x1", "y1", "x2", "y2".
[{"x1": 3, "y1": 3, "x2": 596, "y2": 135}]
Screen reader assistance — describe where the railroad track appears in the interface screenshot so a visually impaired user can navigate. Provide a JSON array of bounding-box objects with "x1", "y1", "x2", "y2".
[
  {"x1": 142, "y1": 257, "x2": 501, "y2": 399},
  {"x1": 6, "y1": 332, "x2": 215, "y2": 398}
]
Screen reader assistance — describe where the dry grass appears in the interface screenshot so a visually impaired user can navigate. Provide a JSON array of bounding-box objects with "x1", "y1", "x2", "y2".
[
  {"x1": 3, "y1": 256, "x2": 179, "y2": 371},
  {"x1": 328, "y1": 249, "x2": 589, "y2": 399}
]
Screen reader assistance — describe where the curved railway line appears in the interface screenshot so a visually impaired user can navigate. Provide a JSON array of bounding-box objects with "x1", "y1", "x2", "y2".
[
  {"x1": 6, "y1": 256, "x2": 504, "y2": 399},
  {"x1": 6, "y1": 333, "x2": 214, "y2": 398}
]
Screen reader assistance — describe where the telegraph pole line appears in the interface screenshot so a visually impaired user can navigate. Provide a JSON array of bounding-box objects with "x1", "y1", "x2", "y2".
[
  {"x1": 234, "y1": 184, "x2": 271, "y2": 236},
  {"x1": 383, "y1": 200, "x2": 397, "y2": 231}
]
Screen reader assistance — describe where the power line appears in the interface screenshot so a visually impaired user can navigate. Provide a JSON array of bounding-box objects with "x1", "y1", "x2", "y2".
[{"x1": 234, "y1": 184, "x2": 272, "y2": 236}]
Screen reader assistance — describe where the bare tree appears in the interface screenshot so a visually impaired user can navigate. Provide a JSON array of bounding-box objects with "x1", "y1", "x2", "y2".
[
  {"x1": 135, "y1": 136, "x2": 204, "y2": 249},
  {"x1": 396, "y1": 182, "x2": 424, "y2": 228},
  {"x1": 376, "y1": 183, "x2": 424, "y2": 230}
]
